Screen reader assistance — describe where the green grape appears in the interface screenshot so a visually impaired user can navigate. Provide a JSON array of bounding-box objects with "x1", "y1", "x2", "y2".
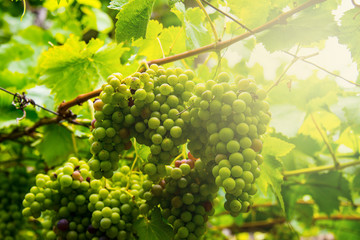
[{"x1": 219, "y1": 128, "x2": 234, "y2": 142}]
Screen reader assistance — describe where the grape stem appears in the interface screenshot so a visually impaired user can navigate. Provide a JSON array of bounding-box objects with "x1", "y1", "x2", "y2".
[
  {"x1": 282, "y1": 159, "x2": 360, "y2": 178},
  {"x1": 215, "y1": 215, "x2": 360, "y2": 233}
]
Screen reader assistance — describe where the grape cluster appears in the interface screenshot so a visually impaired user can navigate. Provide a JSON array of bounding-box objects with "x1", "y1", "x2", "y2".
[
  {"x1": 185, "y1": 73, "x2": 270, "y2": 216},
  {"x1": 90, "y1": 65, "x2": 202, "y2": 181},
  {"x1": 144, "y1": 157, "x2": 218, "y2": 239},
  {"x1": 0, "y1": 167, "x2": 34, "y2": 239},
  {"x1": 22, "y1": 157, "x2": 149, "y2": 240},
  {"x1": 87, "y1": 166, "x2": 148, "y2": 239},
  {"x1": 22, "y1": 157, "x2": 95, "y2": 239},
  {"x1": 90, "y1": 65, "x2": 270, "y2": 215}
]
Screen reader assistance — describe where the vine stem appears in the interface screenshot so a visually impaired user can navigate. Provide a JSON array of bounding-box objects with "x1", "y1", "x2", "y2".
[
  {"x1": 216, "y1": 215, "x2": 360, "y2": 232},
  {"x1": 282, "y1": 159, "x2": 360, "y2": 177},
  {"x1": 251, "y1": 199, "x2": 360, "y2": 209}
]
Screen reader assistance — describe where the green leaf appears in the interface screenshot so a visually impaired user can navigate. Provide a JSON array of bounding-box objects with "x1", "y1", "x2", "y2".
[
  {"x1": 0, "y1": 69, "x2": 35, "y2": 90},
  {"x1": 331, "y1": 96, "x2": 360, "y2": 134},
  {"x1": 0, "y1": 42, "x2": 34, "y2": 71},
  {"x1": 159, "y1": 26, "x2": 186, "y2": 55},
  {"x1": 270, "y1": 104, "x2": 306, "y2": 137},
  {"x1": 81, "y1": 7, "x2": 114, "y2": 34},
  {"x1": 258, "y1": 156, "x2": 285, "y2": 211},
  {"x1": 135, "y1": 141, "x2": 151, "y2": 161},
  {"x1": 134, "y1": 207, "x2": 174, "y2": 240},
  {"x1": 133, "y1": 20, "x2": 187, "y2": 61},
  {"x1": 268, "y1": 74, "x2": 339, "y2": 112},
  {"x1": 257, "y1": 5, "x2": 338, "y2": 52},
  {"x1": 332, "y1": 221, "x2": 360, "y2": 240},
  {"x1": 115, "y1": 0, "x2": 155, "y2": 43},
  {"x1": 36, "y1": 124, "x2": 74, "y2": 166},
  {"x1": 38, "y1": 36, "x2": 127, "y2": 105},
  {"x1": 227, "y1": 0, "x2": 271, "y2": 29},
  {"x1": 172, "y1": 3, "x2": 212, "y2": 49},
  {"x1": 305, "y1": 171, "x2": 352, "y2": 215},
  {"x1": 282, "y1": 185, "x2": 314, "y2": 225},
  {"x1": 133, "y1": 20, "x2": 164, "y2": 60},
  {"x1": 352, "y1": 174, "x2": 360, "y2": 193},
  {"x1": 108, "y1": 0, "x2": 128, "y2": 10},
  {"x1": 262, "y1": 136, "x2": 295, "y2": 157},
  {"x1": 338, "y1": 9, "x2": 360, "y2": 77},
  {"x1": 298, "y1": 111, "x2": 341, "y2": 143},
  {"x1": 289, "y1": 134, "x2": 321, "y2": 157}
]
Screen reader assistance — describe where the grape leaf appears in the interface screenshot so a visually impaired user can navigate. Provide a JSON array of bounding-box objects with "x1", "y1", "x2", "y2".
[
  {"x1": 257, "y1": 5, "x2": 338, "y2": 52},
  {"x1": 0, "y1": 42, "x2": 34, "y2": 71},
  {"x1": 331, "y1": 96, "x2": 360, "y2": 134},
  {"x1": 338, "y1": 9, "x2": 360, "y2": 80},
  {"x1": 268, "y1": 74, "x2": 338, "y2": 112},
  {"x1": 133, "y1": 20, "x2": 187, "y2": 61},
  {"x1": 36, "y1": 124, "x2": 74, "y2": 166},
  {"x1": 81, "y1": 7, "x2": 114, "y2": 33},
  {"x1": 259, "y1": 136, "x2": 295, "y2": 210},
  {"x1": 298, "y1": 111, "x2": 341, "y2": 143},
  {"x1": 134, "y1": 207, "x2": 173, "y2": 240},
  {"x1": 172, "y1": 3, "x2": 212, "y2": 49},
  {"x1": 38, "y1": 36, "x2": 127, "y2": 105},
  {"x1": 262, "y1": 136, "x2": 295, "y2": 157},
  {"x1": 282, "y1": 184, "x2": 314, "y2": 225},
  {"x1": 304, "y1": 171, "x2": 352, "y2": 215},
  {"x1": 133, "y1": 20, "x2": 164, "y2": 60},
  {"x1": 227, "y1": 0, "x2": 271, "y2": 29},
  {"x1": 332, "y1": 221, "x2": 360, "y2": 240},
  {"x1": 159, "y1": 26, "x2": 186, "y2": 56},
  {"x1": 258, "y1": 156, "x2": 285, "y2": 211},
  {"x1": 270, "y1": 104, "x2": 306, "y2": 137},
  {"x1": 289, "y1": 134, "x2": 321, "y2": 157},
  {"x1": 0, "y1": 69, "x2": 35, "y2": 90},
  {"x1": 115, "y1": 0, "x2": 155, "y2": 43},
  {"x1": 352, "y1": 174, "x2": 360, "y2": 193},
  {"x1": 108, "y1": 0, "x2": 128, "y2": 10}
]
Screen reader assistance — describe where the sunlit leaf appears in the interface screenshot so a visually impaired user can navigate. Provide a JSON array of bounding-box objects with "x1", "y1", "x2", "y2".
[
  {"x1": 38, "y1": 35, "x2": 127, "y2": 105},
  {"x1": 257, "y1": 5, "x2": 338, "y2": 52},
  {"x1": 262, "y1": 135, "x2": 295, "y2": 157},
  {"x1": 172, "y1": 3, "x2": 212, "y2": 49},
  {"x1": 338, "y1": 9, "x2": 360, "y2": 80},
  {"x1": 115, "y1": 0, "x2": 156, "y2": 43},
  {"x1": 299, "y1": 111, "x2": 341, "y2": 142}
]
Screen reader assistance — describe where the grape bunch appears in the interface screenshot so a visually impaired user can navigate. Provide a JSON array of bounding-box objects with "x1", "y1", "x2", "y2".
[
  {"x1": 90, "y1": 65, "x2": 199, "y2": 181},
  {"x1": 0, "y1": 167, "x2": 34, "y2": 239},
  {"x1": 87, "y1": 166, "x2": 148, "y2": 239},
  {"x1": 22, "y1": 157, "x2": 95, "y2": 239},
  {"x1": 143, "y1": 157, "x2": 218, "y2": 239},
  {"x1": 90, "y1": 64, "x2": 270, "y2": 216},
  {"x1": 184, "y1": 73, "x2": 270, "y2": 216},
  {"x1": 22, "y1": 157, "x2": 150, "y2": 240}
]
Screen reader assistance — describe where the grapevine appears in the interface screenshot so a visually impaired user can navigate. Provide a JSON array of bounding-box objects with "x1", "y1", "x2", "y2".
[{"x1": 2, "y1": 0, "x2": 358, "y2": 239}]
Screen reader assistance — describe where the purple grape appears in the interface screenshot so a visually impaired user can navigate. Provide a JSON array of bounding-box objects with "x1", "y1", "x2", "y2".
[
  {"x1": 57, "y1": 219, "x2": 69, "y2": 232},
  {"x1": 87, "y1": 224, "x2": 97, "y2": 234}
]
